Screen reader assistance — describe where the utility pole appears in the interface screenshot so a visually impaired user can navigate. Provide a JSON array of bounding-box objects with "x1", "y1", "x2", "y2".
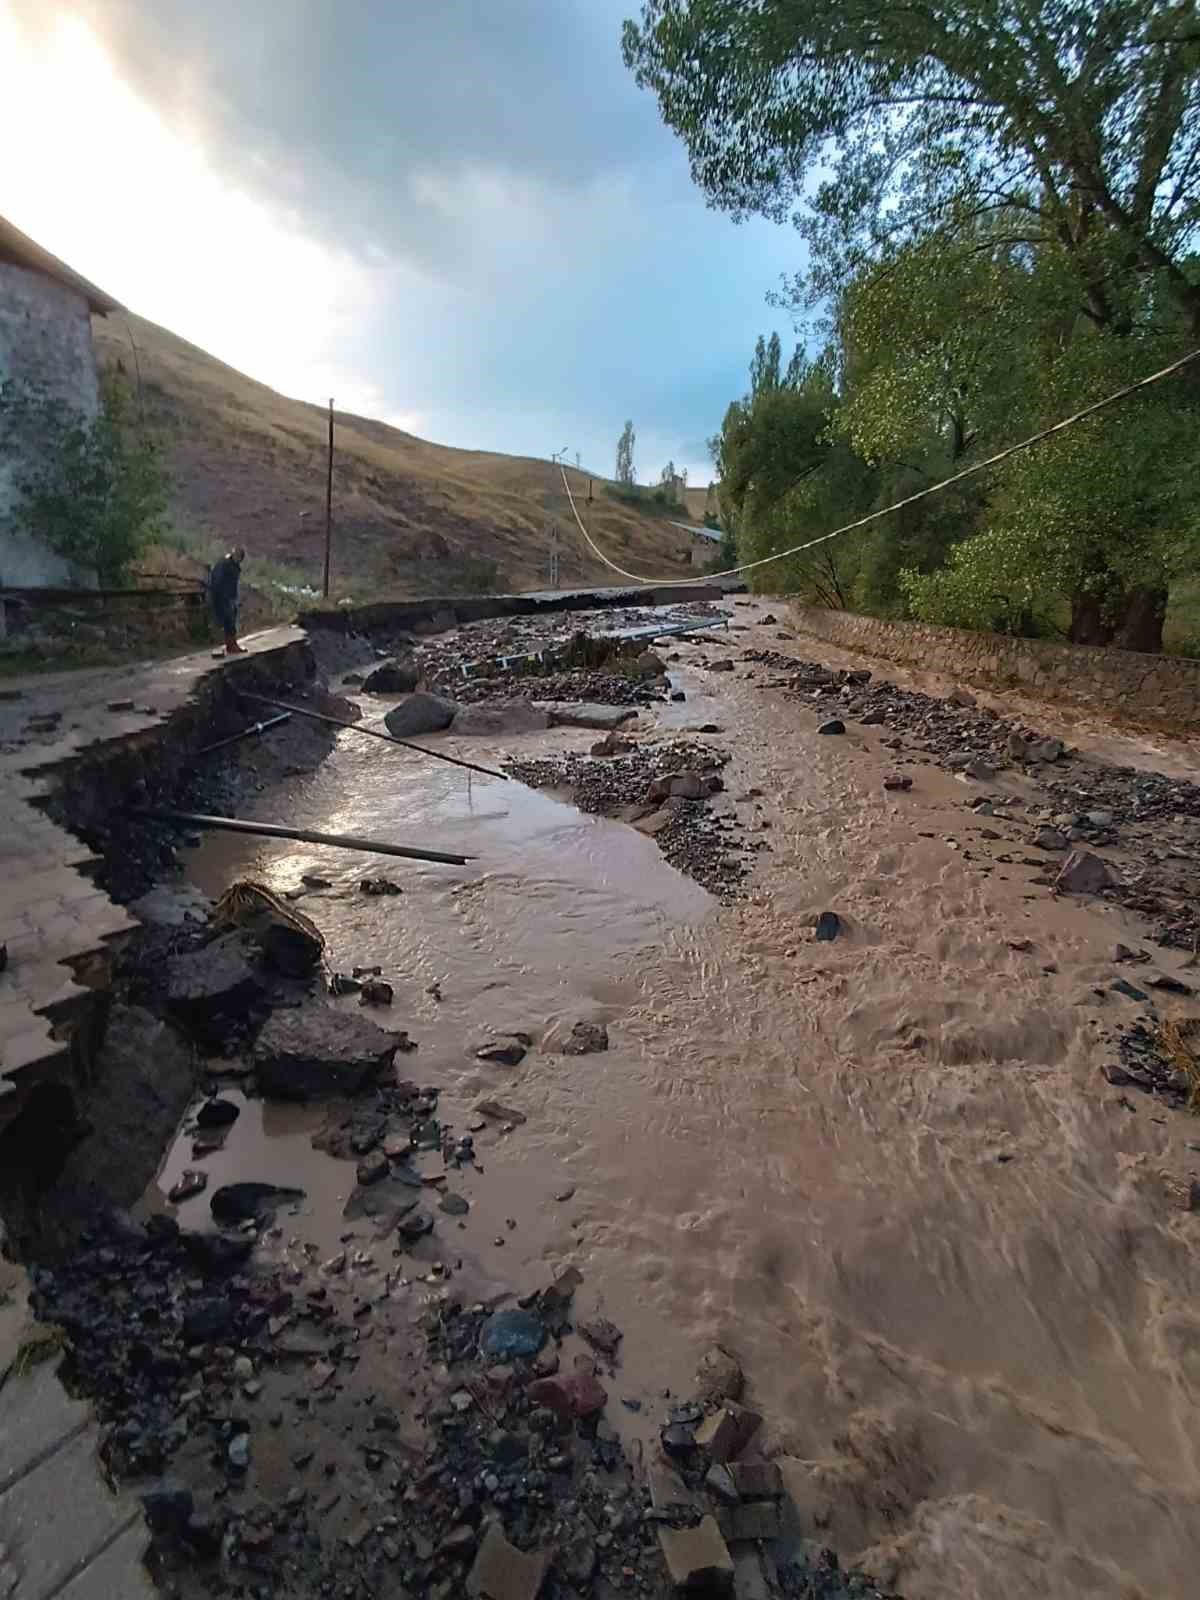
[
  {"x1": 323, "y1": 398, "x2": 334, "y2": 599},
  {"x1": 549, "y1": 522, "x2": 560, "y2": 589}
]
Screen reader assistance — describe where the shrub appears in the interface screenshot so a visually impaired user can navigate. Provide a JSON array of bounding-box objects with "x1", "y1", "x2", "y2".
[{"x1": 0, "y1": 374, "x2": 171, "y2": 585}]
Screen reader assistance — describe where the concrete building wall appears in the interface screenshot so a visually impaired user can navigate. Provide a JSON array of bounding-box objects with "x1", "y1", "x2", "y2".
[{"x1": 0, "y1": 261, "x2": 101, "y2": 588}]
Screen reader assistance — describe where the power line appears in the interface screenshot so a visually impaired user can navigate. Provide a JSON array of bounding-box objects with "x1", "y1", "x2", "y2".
[{"x1": 561, "y1": 346, "x2": 1200, "y2": 588}]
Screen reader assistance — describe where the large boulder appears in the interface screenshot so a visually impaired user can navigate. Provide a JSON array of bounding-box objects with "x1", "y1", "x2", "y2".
[
  {"x1": 384, "y1": 692, "x2": 459, "y2": 738},
  {"x1": 362, "y1": 658, "x2": 420, "y2": 695},
  {"x1": 254, "y1": 1006, "x2": 401, "y2": 1099},
  {"x1": 166, "y1": 934, "x2": 266, "y2": 1048},
  {"x1": 1055, "y1": 850, "x2": 1115, "y2": 895},
  {"x1": 450, "y1": 701, "x2": 551, "y2": 736},
  {"x1": 537, "y1": 702, "x2": 639, "y2": 731}
]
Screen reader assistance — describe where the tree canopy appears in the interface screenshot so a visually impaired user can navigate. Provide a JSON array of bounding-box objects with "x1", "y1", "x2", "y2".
[
  {"x1": 623, "y1": 0, "x2": 1200, "y2": 336},
  {"x1": 630, "y1": 0, "x2": 1200, "y2": 652}
]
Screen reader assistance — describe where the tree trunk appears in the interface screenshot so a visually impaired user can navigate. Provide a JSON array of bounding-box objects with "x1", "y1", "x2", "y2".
[
  {"x1": 1113, "y1": 585, "x2": 1167, "y2": 653},
  {"x1": 1068, "y1": 590, "x2": 1118, "y2": 645}
]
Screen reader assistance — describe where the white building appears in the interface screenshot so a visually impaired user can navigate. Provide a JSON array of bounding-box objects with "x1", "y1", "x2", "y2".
[{"x1": 0, "y1": 216, "x2": 121, "y2": 588}]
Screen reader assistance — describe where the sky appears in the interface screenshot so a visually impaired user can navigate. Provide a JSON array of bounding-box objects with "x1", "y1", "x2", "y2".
[{"x1": 1, "y1": 0, "x2": 801, "y2": 484}]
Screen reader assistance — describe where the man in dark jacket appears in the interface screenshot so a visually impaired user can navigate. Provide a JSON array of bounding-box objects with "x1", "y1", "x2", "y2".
[{"x1": 209, "y1": 546, "x2": 246, "y2": 654}]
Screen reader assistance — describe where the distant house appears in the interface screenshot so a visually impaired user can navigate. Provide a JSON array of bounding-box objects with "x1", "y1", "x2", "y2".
[{"x1": 0, "y1": 215, "x2": 121, "y2": 588}]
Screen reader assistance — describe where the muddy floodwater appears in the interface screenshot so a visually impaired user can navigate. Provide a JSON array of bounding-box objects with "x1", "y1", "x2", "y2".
[{"x1": 154, "y1": 601, "x2": 1200, "y2": 1599}]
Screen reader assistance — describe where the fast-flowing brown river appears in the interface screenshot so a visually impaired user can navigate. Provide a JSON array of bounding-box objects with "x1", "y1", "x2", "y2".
[{"x1": 163, "y1": 602, "x2": 1200, "y2": 1599}]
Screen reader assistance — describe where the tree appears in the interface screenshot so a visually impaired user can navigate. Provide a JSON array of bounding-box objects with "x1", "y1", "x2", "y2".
[
  {"x1": 901, "y1": 322, "x2": 1200, "y2": 645},
  {"x1": 623, "y1": 1, "x2": 1200, "y2": 339},
  {"x1": 615, "y1": 420, "x2": 636, "y2": 485},
  {"x1": 660, "y1": 459, "x2": 678, "y2": 486},
  {"x1": 0, "y1": 373, "x2": 171, "y2": 586}
]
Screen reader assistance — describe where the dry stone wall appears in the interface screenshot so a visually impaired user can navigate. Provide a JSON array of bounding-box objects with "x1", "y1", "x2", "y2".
[{"x1": 787, "y1": 605, "x2": 1200, "y2": 730}]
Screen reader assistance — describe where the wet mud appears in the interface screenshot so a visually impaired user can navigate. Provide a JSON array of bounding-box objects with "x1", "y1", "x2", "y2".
[{"x1": 16, "y1": 598, "x2": 1200, "y2": 1599}]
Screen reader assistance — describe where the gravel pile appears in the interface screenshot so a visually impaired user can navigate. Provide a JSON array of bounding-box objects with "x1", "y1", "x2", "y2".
[
  {"x1": 445, "y1": 669, "x2": 665, "y2": 708},
  {"x1": 507, "y1": 740, "x2": 753, "y2": 898}
]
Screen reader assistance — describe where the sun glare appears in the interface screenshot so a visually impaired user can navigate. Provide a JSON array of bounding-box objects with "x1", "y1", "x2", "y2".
[{"x1": 0, "y1": 4, "x2": 401, "y2": 420}]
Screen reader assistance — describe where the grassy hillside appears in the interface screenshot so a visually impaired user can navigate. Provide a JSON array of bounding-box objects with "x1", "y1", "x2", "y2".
[{"x1": 93, "y1": 316, "x2": 708, "y2": 599}]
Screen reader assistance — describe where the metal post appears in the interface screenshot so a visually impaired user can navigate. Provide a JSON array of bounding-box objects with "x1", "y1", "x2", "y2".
[{"x1": 323, "y1": 398, "x2": 334, "y2": 598}]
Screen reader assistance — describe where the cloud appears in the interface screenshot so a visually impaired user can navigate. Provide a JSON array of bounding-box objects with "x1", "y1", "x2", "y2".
[{"x1": 5, "y1": 0, "x2": 803, "y2": 481}]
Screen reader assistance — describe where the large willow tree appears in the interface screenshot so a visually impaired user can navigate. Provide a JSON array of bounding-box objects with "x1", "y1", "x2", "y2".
[{"x1": 624, "y1": 0, "x2": 1200, "y2": 648}]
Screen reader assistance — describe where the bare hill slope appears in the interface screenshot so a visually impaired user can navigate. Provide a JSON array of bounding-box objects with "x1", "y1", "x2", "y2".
[{"x1": 93, "y1": 315, "x2": 706, "y2": 597}]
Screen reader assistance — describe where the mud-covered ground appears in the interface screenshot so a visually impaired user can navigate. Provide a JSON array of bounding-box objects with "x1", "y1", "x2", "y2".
[{"x1": 11, "y1": 595, "x2": 1200, "y2": 1600}]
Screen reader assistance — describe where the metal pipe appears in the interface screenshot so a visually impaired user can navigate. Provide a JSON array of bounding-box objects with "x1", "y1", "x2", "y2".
[
  {"x1": 130, "y1": 808, "x2": 474, "y2": 865},
  {"x1": 237, "y1": 693, "x2": 509, "y2": 781},
  {"x1": 197, "y1": 711, "x2": 291, "y2": 757}
]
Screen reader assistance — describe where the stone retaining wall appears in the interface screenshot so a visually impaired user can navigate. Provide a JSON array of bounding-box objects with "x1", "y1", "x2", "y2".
[{"x1": 787, "y1": 606, "x2": 1200, "y2": 730}]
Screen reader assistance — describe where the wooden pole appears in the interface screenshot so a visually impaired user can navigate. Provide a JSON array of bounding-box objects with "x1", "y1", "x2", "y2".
[
  {"x1": 237, "y1": 692, "x2": 510, "y2": 780},
  {"x1": 323, "y1": 398, "x2": 334, "y2": 598},
  {"x1": 130, "y1": 808, "x2": 474, "y2": 865}
]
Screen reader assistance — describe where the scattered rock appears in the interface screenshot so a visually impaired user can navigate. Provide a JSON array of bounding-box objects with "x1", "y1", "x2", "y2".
[
  {"x1": 480, "y1": 1310, "x2": 545, "y2": 1360},
  {"x1": 476, "y1": 1099, "x2": 527, "y2": 1126},
  {"x1": 635, "y1": 650, "x2": 666, "y2": 679},
  {"x1": 728, "y1": 1462, "x2": 782, "y2": 1499},
  {"x1": 195, "y1": 1098, "x2": 239, "y2": 1129},
  {"x1": 725, "y1": 1501, "x2": 782, "y2": 1541},
  {"x1": 1028, "y1": 737, "x2": 1065, "y2": 763},
  {"x1": 883, "y1": 774, "x2": 912, "y2": 792},
  {"x1": 398, "y1": 1208, "x2": 435, "y2": 1241},
  {"x1": 964, "y1": 757, "x2": 996, "y2": 781},
  {"x1": 817, "y1": 719, "x2": 846, "y2": 735},
  {"x1": 579, "y1": 1316, "x2": 622, "y2": 1355},
  {"x1": 658, "y1": 1517, "x2": 734, "y2": 1594},
  {"x1": 166, "y1": 934, "x2": 266, "y2": 1048},
  {"x1": 453, "y1": 701, "x2": 552, "y2": 736},
  {"x1": 1114, "y1": 944, "x2": 1147, "y2": 964},
  {"x1": 439, "y1": 1191, "x2": 470, "y2": 1216},
  {"x1": 168, "y1": 1169, "x2": 208, "y2": 1204},
  {"x1": 384, "y1": 691, "x2": 459, "y2": 738},
  {"x1": 1055, "y1": 850, "x2": 1115, "y2": 895},
  {"x1": 1034, "y1": 826, "x2": 1069, "y2": 852},
  {"x1": 254, "y1": 1005, "x2": 401, "y2": 1099},
  {"x1": 696, "y1": 1345, "x2": 744, "y2": 1402},
  {"x1": 813, "y1": 912, "x2": 841, "y2": 944},
  {"x1": 182, "y1": 1295, "x2": 234, "y2": 1343},
  {"x1": 468, "y1": 1521, "x2": 550, "y2": 1600},
  {"x1": 476, "y1": 1038, "x2": 529, "y2": 1067},
  {"x1": 362, "y1": 658, "x2": 421, "y2": 694},
  {"x1": 359, "y1": 978, "x2": 394, "y2": 1006},
  {"x1": 1150, "y1": 973, "x2": 1194, "y2": 995},
  {"x1": 356, "y1": 1151, "x2": 390, "y2": 1186},
  {"x1": 140, "y1": 1478, "x2": 193, "y2": 1535},
  {"x1": 694, "y1": 1403, "x2": 762, "y2": 1463},
  {"x1": 561, "y1": 1021, "x2": 609, "y2": 1056},
  {"x1": 210, "y1": 1182, "x2": 304, "y2": 1223},
  {"x1": 360, "y1": 876, "x2": 403, "y2": 896}
]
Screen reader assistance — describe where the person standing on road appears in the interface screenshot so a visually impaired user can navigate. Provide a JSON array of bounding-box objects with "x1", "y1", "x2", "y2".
[{"x1": 209, "y1": 546, "x2": 247, "y2": 654}]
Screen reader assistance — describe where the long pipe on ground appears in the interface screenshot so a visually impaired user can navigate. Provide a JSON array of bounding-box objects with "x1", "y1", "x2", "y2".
[
  {"x1": 237, "y1": 693, "x2": 509, "y2": 781},
  {"x1": 130, "y1": 808, "x2": 474, "y2": 865},
  {"x1": 197, "y1": 711, "x2": 292, "y2": 756}
]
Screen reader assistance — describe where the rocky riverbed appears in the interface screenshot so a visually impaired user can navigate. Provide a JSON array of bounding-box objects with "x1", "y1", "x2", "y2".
[
  {"x1": 10, "y1": 596, "x2": 1200, "y2": 1600},
  {"x1": 23, "y1": 888, "x2": 898, "y2": 1600}
]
